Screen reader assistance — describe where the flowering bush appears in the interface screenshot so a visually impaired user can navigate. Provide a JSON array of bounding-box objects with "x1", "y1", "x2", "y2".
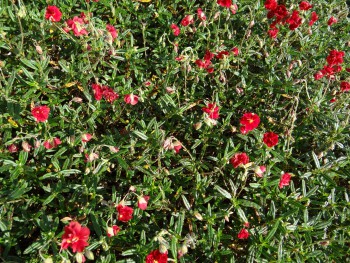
[{"x1": 0, "y1": 0, "x2": 350, "y2": 262}]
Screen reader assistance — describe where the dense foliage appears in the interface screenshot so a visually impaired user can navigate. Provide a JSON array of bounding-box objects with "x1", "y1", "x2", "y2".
[{"x1": 0, "y1": 0, "x2": 350, "y2": 262}]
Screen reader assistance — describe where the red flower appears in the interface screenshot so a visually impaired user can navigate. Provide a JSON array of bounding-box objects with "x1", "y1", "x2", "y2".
[
  {"x1": 202, "y1": 103, "x2": 219, "y2": 119},
  {"x1": 264, "y1": 0, "x2": 277, "y2": 10},
  {"x1": 309, "y1": 11, "x2": 319, "y2": 26},
  {"x1": 124, "y1": 94, "x2": 139, "y2": 105},
  {"x1": 43, "y1": 137, "x2": 62, "y2": 149},
  {"x1": 230, "y1": 153, "x2": 249, "y2": 168},
  {"x1": 102, "y1": 86, "x2": 119, "y2": 103},
  {"x1": 181, "y1": 15, "x2": 194, "y2": 27},
  {"x1": 299, "y1": 1, "x2": 313, "y2": 11},
  {"x1": 197, "y1": 8, "x2": 206, "y2": 21},
  {"x1": 237, "y1": 228, "x2": 249, "y2": 239},
  {"x1": 231, "y1": 47, "x2": 239, "y2": 56},
  {"x1": 61, "y1": 221, "x2": 90, "y2": 253},
  {"x1": 217, "y1": 0, "x2": 232, "y2": 8},
  {"x1": 204, "y1": 50, "x2": 215, "y2": 61},
  {"x1": 32, "y1": 105, "x2": 50, "y2": 122},
  {"x1": 92, "y1": 84, "x2": 103, "y2": 100},
  {"x1": 82, "y1": 133, "x2": 92, "y2": 143},
  {"x1": 145, "y1": 250, "x2": 168, "y2": 263},
  {"x1": 340, "y1": 81, "x2": 350, "y2": 92},
  {"x1": 107, "y1": 225, "x2": 120, "y2": 237},
  {"x1": 286, "y1": 10, "x2": 302, "y2": 30},
  {"x1": 106, "y1": 24, "x2": 118, "y2": 40},
  {"x1": 268, "y1": 28, "x2": 279, "y2": 38},
  {"x1": 254, "y1": 165, "x2": 266, "y2": 177},
  {"x1": 216, "y1": 51, "x2": 229, "y2": 59},
  {"x1": 279, "y1": 173, "x2": 291, "y2": 188},
  {"x1": 330, "y1": 97, "x2": 337, "y2": 103},
  {"x1": 240, "y1": 112, "x2": 260, "y2": 132},
  {"x1": 314, "y1": 71, "x2": 324, "y2": 80},
  {"x1": 45, "y1": 6, "x2": 62, "y2": 22},
  {"x1": 66, "y1": 16, "x2": 88, "y2": 36},
  {"x1": 263, "y1": 132, "x2": 279, "y2": 147},
  {"x1": 117, "y1": 204, "x2": 133, "y2": 222},
  {"x1": 326, "y1": 50, "x2": 345, "y2": 66},
  {"x1": 270, "y1": 5, "x2": 289, "y2": 23},
  {"x1": 170, "y1": 24, "x2": 180, "y2": 36},
  {"x1": 328, "y1": 16, "x2": 337, "y2": 26},
  {"x1": 138, "y1": 196, "x2": 150, "y2": 210},
  {"x1": 173, "y1": 141, "x2": 182, "y2": 154}
]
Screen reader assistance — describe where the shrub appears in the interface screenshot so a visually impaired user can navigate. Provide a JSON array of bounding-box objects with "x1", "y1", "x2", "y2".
[{"x1": 0, "y1": 0, "x2": 349, "y2": 262}]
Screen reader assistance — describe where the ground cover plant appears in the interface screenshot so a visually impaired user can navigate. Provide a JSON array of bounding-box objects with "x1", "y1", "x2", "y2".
[{"x1": 0, "y1": 0, "x2": 350, "y2": 262}]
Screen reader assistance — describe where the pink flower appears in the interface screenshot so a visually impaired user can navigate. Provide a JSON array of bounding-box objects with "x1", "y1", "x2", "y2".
[
  {"x1": 328, "y1": 16, "x2": 337, "y2": 26},
  {"x1": 230, "y1": 153, "x2": 249, "y2": 168},
  {"x1": 82, "y1": 133, "x2": 92, "y2": 143},
  {"x1": 279, "y1": 173, "x2": 291, "y2": 188},
  {"x1": 8, "y1": 144, "x2": 18, "y2": 153},
  {"x1": 181, "y1": 15, "x2": 194, "y2": 27},
  {"x1": 66, "y1": 16, "x2": 88, "y2": 36},
  {"x1": 85, "y1": 152, "x2": 98, "y2": 162},
  {"x1": 61, "y1": 221, "x2": 90, "y2": 253},
  {"x1": 237, "y1": 228, "x2": 249, "y2": 239},
  {"x1": 43, "y1": 137, "x2": 62, "y2": 149},
  {"x1": 138, "y1": 196, "x2": 150, "y2": 210},
  {"x1": 254, "y1": 166, "x2": 266, "y2": 177},
  {"x1": 32, "y1": 105, "x2": 50, "y2": 122},
  {"x1": 22, "y1": 141, "x2": 32, "y2": 152},
  {"x1": 299, "y1": 1, "x2": 313, "y2": 11},
  {"x1": 124, "y1": 94, "x2": 139, "y2": 105},
  {"x1": 230, "y1": 4, "x2": 238, "y2": 14},
  {"x1": 217, "y1": 0, "x2": 232, "y2": 8},
  {"x1": 240, "y1": 113, "x2": 260, "y2": 133},
  {"x1": 45, "y1": 6, "x2": 62, "y2": 22},
  {"x1": 107, "y1": 225, "x2": 120, "y2": 237},
  {"x1": 197, "y1": 8, "x2": 206, "y2": 21},
  {"x1": 106, "y1": 24, "x2": 118, "y2": 40},
  {"x1": 202, "y1": 103, "x2": 219, "y2": 119},
  {"x1": 117, "y1": 204, "x2": 133, "y2": 222},
  {"x1": 170, "y1": 24, "x2": 180, "y2": 36}
]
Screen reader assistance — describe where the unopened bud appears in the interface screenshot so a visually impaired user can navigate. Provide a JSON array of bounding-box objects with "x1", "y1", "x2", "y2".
[
  {"x1": 159, "y1": 243, "x2": 168, "y2": 254},
  {"x1": 36, "y1": 45, "x2": 43, "y2": 55},
  {"x1": 193, "y1": 211, "x2": 203, "y2": 221},
  {"x1": 43, "y1": 257, "x2": 53, "y2": 263},
  {"x1": 193, "y1": 122, "x2": 202, "y2": 130},
  {"x1": 84, "y1": 250, "x2": 94, "y2": 260},
  {"x1": 75, "y1": 253, "x2": 85, "y2": 263}
]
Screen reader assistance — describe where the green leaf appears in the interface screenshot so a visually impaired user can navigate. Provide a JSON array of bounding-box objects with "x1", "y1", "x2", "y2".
[
  {"x1": 214, "y1": 185, "x2": 232, "y2": 199},
  {"x1": 133, "y1": 130, "x2": 148, "y2": 140}
]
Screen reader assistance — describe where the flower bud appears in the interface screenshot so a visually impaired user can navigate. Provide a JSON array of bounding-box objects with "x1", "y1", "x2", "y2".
[
  {"x1": 138, "y1": 196, "x2": 150, "y2": 210},
  {"x1": 193, "y1": 122, "x2": 202, "y2": 130},
  {"x1": 43, "y1": 257, "x2": 53, "y2": 263},
  {"x1": 75, "y1": 253, "x2": 85, "y2": 263},
  {"x1": 22, "y1": 141, "x2": 32, "y2": 152},
  {"x1": 159, "y1": 243, "x2": 168, "y2": 254},
  {"x1": 36, "y1": 45, "x2": 43, "y2": 55},
  {"x1": 84, "y1": 250, "x2": 94, "y2": 260}
]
